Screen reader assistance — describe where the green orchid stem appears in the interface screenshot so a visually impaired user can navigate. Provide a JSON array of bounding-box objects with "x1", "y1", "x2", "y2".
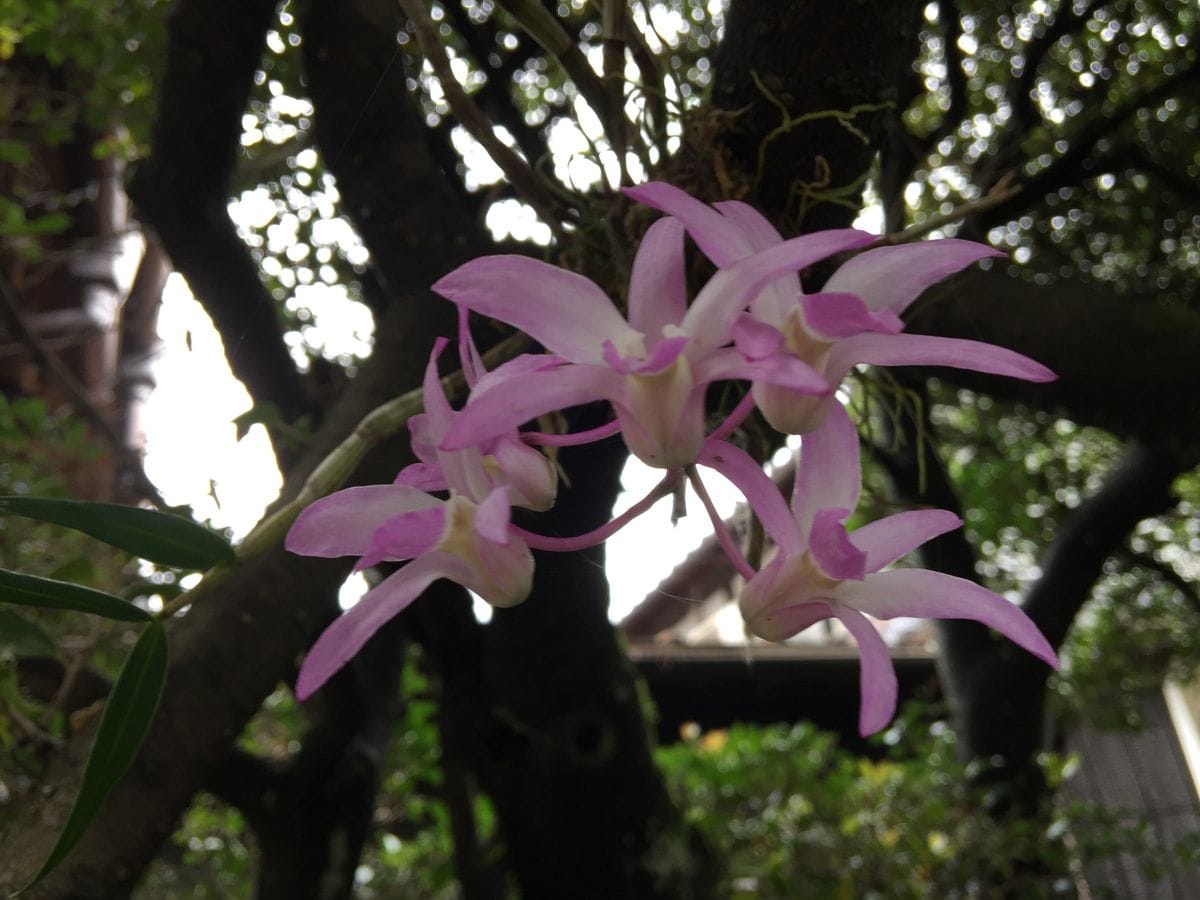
[{"x1": 156, "y1": 333, "x2": 529, "y2": 621}]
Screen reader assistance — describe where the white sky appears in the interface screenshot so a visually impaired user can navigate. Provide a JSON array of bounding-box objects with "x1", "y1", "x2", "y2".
[{"x1": 143, "y1": 274, "x2": 282, "y2": 540}]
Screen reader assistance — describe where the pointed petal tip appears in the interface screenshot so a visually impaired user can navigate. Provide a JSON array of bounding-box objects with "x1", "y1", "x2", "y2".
[
  {"x1": 294, "y1": 674, "x2": 318, "y2": 703},
  {"x1": 1031, "y1": 637, "x2": 1060, "y2": 671},
  {"x1": 859, "y1": 710, "x2": 890, "y2": 738}
]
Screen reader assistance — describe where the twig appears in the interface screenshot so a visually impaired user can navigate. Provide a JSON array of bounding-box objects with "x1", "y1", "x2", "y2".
[
  {"x1": 497, "y1": 0, "x2": 614, "y2": 140},
  {"x1": 620, "y1": 5, "x2": 667, "y2": 156},
  {"x1": 400, "y1": 0, "x2": 571, "y2": 236},
  {"x1": 50, "y1": 631, "x2": 98, "y2": 721},
  {"x1": 1122, "y1": 548, "x2": 1200, "y2": 619},
  {"x1": 874, "y1": 172, "x2": 1021, "y2": 245}
]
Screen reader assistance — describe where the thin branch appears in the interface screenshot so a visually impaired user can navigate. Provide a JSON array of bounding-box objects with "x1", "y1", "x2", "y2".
[
  {"x1": 980, "y1": 58, "x2": 1200, "y2": 226},
  {"x1": 1122, "y1": 548, "x2": 1200, "y2": 619},
  {"x1": 875, "y1": 172, "x2": 1021, "y2": 245},
  {"x1": 400, "y1": 0, "x2": 571, "y2": 234},
  {"x1": 1004, "y1": 0, "x2": 1106, "y2": 140},
  {"x1": 601, "y1": 0, "x2": 629, "y2": 181},
  {"x1": 496, "y1": 0, "x2": 613, "y2": 136},
  {"x1": 621, "y1": 7, "x2": 667, "y2": 155},
  {"x1": 442, "y1": 2, "x2": 553, "y2": 170},
  {"x1": 44, "y1": 622, "x2": 106, "y2": 725}
]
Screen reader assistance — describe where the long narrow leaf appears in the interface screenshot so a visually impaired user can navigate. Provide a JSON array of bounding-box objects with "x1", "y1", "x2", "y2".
[
  {"x1": 20, "y1": 621, "x2": 168, "y2": 891},
  {"x1": 0, "y1": 569, "x2": 152, "y2": 622},
  {"x1": 0, "y1": 496, "x2": 234, "y2": 569}
]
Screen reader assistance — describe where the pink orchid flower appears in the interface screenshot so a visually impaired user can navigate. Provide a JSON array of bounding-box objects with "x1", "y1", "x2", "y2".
[
  {"x1": 397, "y1": 334, "x2": 557, "y2": 511},
  {"x1": 286, "y1": 336, "x2": 551, "y2": 700},
  {"x1": 433, "y1": 215, "x2": 876, "y2": 468},
  {"x1": 625, "y1": 182, "x2": 1055, "y2": 434},
  {"x1": 286, "y1": 483, "x2": 533, "y2": 700},
  {"x1": 704, "y1": 402, "x2": 1057, "y2": 736}
]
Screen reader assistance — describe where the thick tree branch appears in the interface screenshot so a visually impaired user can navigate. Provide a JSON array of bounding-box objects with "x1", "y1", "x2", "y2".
[
  {"x1": 906, "y1": 265, "x2": 1200, "y2": 452},
  {"x1": 203, "y1": 747, "x2": 286, "y2": 832},
  {"x1": 1023, "y1": 444, "x2": 1184, "y2": 649},
  {"x1": 251, "y1": 616, "x2": 407, "y2": 900},
  {"x1": 871, "y1": 373, "x2": 980, "y2": 585},
  {"x1": 873, "y1": 369, "x2": 1189, "y2": 802},
  {"x1": 128, "y1": 0, "x2": 315, "y2": 424},
  {"x1": 935, "y1": 441, "x2": 1186, "y2": 800},
  {"x1": 416, "y1": 420, "x2": 719, "y2": 898},
  {"x1": 302, "y1": 0, "x2": 496, "y2": 301},
  {"x1": 3, "y1": 37, "x2": 506, "y2": 879},
  {"x1": 689, "y1": 0, "x2": 920, "y2": 231}
]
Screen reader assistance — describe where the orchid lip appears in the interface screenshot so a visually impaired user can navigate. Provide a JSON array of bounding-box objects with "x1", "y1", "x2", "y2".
[{"x1": 601, "y1": 334, "x2": 688, "y2": 375}]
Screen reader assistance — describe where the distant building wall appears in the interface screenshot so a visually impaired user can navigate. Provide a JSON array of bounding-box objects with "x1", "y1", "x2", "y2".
[{"x1": 1064, "y1": 690, "x2": 1200, "y2": 899}]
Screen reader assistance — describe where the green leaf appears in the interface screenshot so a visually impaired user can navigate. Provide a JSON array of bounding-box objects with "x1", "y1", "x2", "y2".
[
  {"x1": 0, "y1": 496, "x2": 235, "y2": 569},
  {"x1": 0, "y1": 569, "x2": 152, "y2": 622},
  {"x1": 21, "y1": 211, "x2": 72, "y2": 236},
  {"x1": 0, "y1": 608, "x2": 57, "y2": 656},
  {"x1": 20, "y1": 621, "x2": 168, "y2": 892}
]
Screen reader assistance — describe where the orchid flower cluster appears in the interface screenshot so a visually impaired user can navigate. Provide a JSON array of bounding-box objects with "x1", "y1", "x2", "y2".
[{"x1": 286, "y1": 183, "x2": 1059, "y2": 735}]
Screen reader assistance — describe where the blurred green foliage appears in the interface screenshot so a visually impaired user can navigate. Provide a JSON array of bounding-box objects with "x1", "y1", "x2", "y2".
[
  {"x1": 658, "y1": 712, "x2": 1188, "y2": 899},
  {"x1": 0, "y1": 0, "x2": 165, "y2": 256},
  {"x1": 0, "y1": 398, "x2": 209, "y2": 839},
  {"x1": 136, "y1": 654, "x2": 506, "y2": 899},
  {"x1": 927, "y1": 384, "x2": 1200, "y2": 730},
  {"x1": 135, "y1": 692, "x2": 1192, "y2": 899}
]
